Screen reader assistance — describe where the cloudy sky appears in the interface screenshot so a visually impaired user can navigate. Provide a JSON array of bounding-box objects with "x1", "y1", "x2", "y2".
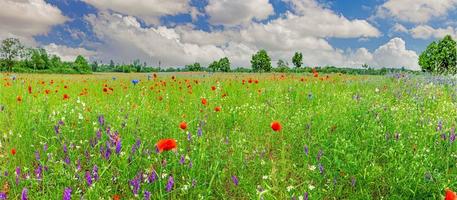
[{"x1": 1, "y1": 0, "x2": 457, "y2": 70}]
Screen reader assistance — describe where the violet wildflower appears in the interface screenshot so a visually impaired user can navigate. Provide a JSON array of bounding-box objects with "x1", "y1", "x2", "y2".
[
  {"x1": 43, "y1": 143, "x2": 48, "y2": 151},
  {"x1": 35, "y1": 165, "x2": 42, "y2": 180},
  {"x1": 132, "y1": 79, "x2": 140, "y2": 85},
  {"x1": 318, "y1": 163, "x2": 324, "y2": 174},
  {"x1": 189, "y1": 160, "x2": 193, "y2": 168},
  {"x1": 351, "y1": 177, "x2": 356, "y2": 187},
  {"x1": 54, "y1": 125, "x2": 60, "y2": 135},
  {"x1": 77, "y1": 159, "x2": 81, "y2": 171},
  {"x1": 437, "y1": 120, "x2": 443, "y2": 131},
  {"x1": 442, "y1": 133, "x2": 447, "y2": 140},
  {"x1": 179, "y1": 155, "x2": 185, "y2": 165},
  {"x1": 63, "y1": 144, "x2": 68, "y2": 154},
  {"x1": 304, "y1": 145, "x2": 309, "y2": 156},
  {"x1": 98, "y1": 115, "x2": 105, "y2": 126},
  {"x1": 115, "y1": 140, "x2": 122, "y2": 155},
  {"x1": 187, "y1": 132, "x2": 192, "y2": 141},
  {"x1": 0, "y1": 192, "x2": 6, "y2": 200},
  {"x1": 317, "y1": 149, "x2": 323, "y2": 161},
  {"x1": 130, "y1": 176, "x2": 140, "y2": 195},
  {"x1": 231, "y1": 175, "x2": 239, "y2": 186},
  {"x1": 21, "y1": 188, "x2": 28, "y2": 200},
  {"x1": 144, "y1": 191, "x2": 151, "y2": 200},
  {"x1": 148, "y1": 170, "x2": 158, "y2": 183},
  {"x1": 35, "y1": 151, "x2": 40, "y2": 161},
  {"x1": 166, "y1": 176, "x2": 174, "y2": 192},
  {"x1": 304, "y1": 192, "x2": 309, "y2": 200},
  {"x1": 64, "y1": 156, "x2": 70, "y2": 165},
  {"x1": 85, "y1": 171, "x2": 92, "y2": 186},
  {"x1": 93, "y1": 165, "x2": 99, "y2": 181},
  {"x1": 16, "y1": 167, "x2": 20, "y2": 185},
  {"x1": 197, "y1": 127, "x2": 203, "y2": 137},
  {"x1": 96, "y1": 129, "x2": 101, "y2": 140},
  {"x1": 63, "y1": 187, "x2": 72, "y2": 200},
  {"x1": 450, "y1": 132, "x2": 456, "y2": 144}
]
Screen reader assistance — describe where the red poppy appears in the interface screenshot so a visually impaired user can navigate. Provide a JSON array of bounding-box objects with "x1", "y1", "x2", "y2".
[
  {"x1": 214, "y1": 106, "x2": 221, "y2": 112},
  {"x1": 28, "y1": 86, "x2": 32, "y2": 94},
  {"x1": 64, "y1": 85, "x2": 68, "y2": 89},
  {"x1": 179, "y1": 122, "x2": 187, "y2": 130},
  {"x1": 11, "y1": 148, "x2": 16, "y2": 156},
  {"x1": 271, "y1": 121, "x2": 282, "y2": 132},
  {"x1": 112, "y1": 194, "x2": 121, "y2": 200},
  {"x1": 156, "y1": 139, "x2": 177, "y2": 153},
  {"x1": 211, "y1": 86, "x2": 216, "y2": 91},
  {"x1": 63, "y1": 94, "x2": 69, "y2": 100},
  {"x1": 16, "y1": 96, "x2": 22, "y2": 102},
  {"x1": 313, "y1": 72, "x2": 319, "y2": 78},
  {"x1": 446, "y1": 189, "x2": 457, "y2": 200},
  {"x1": 201, "y1": 98, "x2": 207, "y2": 106},
  {"x1": 44, "y1": 89, "x2": 51, "y2": 94},
  {"x1": 103, "y1": 87, "x2": 109, "y2": 93}
]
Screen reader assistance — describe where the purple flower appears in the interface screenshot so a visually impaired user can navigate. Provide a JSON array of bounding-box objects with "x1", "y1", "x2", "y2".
[
  {"x1": 231, "y1": 175, "x2": 239, "y2": 186},
  {"x1": 35, "y1": 151, "x2": 40, "y2": 161},
  {"x1": 63, "y1": 144, "x2": 68, "y2": 154},
  {"x1": 451, "y1": 133, "x2": 456, "y2": 143},
  {"x1": 197, "y1": 127, "x2": 203, "y2": 137},
  {"x1": 104, "y1": 144, "x2": 112, "y2": 160},
  {"x1": 395, "y1": 132, "x2": 399, "y2": 141},
  {"x1": 64, "y1": 156, "x2": 70, "y2": 165},
  {"x1": 63, "y1": 187, "x2": 72, "y2": 200},
  {"x1": 304, "y1": 192, "x2": 309, "y2": 200},
  {"x1": 148, "y1": 170, "x2": 158, "y2": 183},
  {"x1": 304, "y1": 145, "x2": 309, "y2": 156},
  {"x1": 85, "y1": 171, "x2": 92, "y2": 186},
  {"x1": 54, "y1": 125, "x2": 60, "y2": 135},
  {"x1": 132, "y1": 79, "x2": 140, "y2": 85},
  {"x1": 179, "y1": 155, "x2": 185, "y2": 165},
  {"x1": 144, "y1": 191, "x2": 151, "y2": 200},
  {"x1": 96, "y1": 129, "x2": 102, "y2": 140},
  {"x1": 0, "y1": 192, "x2": 6, "y2": 200},
  {"x1": 35, "y1": 165, "x2": 43, "y2": 180},
  {"x1": 115, "y1": 140, "x2": 122, "y2": 154},
  {"x1": 77, "y1": 159, "x2": 81, "y2": 171},
  {"x1": 98, "y1": 115, "x2": 105, "y2": 126},
  {"x1": 437, "y1": 120, "x2": 443, "y2": 131},
  {"x1": 93, "y1": 165, "x2": 99, "y2": 181},
  {"x1": 189, "y1": 160, "x2": 193, "y2": 168},
  {"x1": 166, "y1": 176, "x2": 174, "y2": 192},
  {"x1": 130, "y1": 176, "x2": 140, "y2": 195},
  {"x1": 15, "y1": 167, "x2": 20, "y2": 185},
  {"x1": 318, "y1": 163, "x2": 324, "y2": 174},
  {"x1": 351, "y1": 177, "x2": 356, "y2": 187},
  {"x1": 43, "y1": 144, "x2": 48, "y2": 151},
  {"x1": 187, "y1": 132, "x2": 192, "y2": 141},
  {"x1": 21, "y1": 188, "x2": 28, "y2": 200}
]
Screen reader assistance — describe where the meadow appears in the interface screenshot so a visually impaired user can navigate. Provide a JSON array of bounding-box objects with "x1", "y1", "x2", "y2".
[{"x1": 0, "y1": 72, "x2": 456, "y2": 199}]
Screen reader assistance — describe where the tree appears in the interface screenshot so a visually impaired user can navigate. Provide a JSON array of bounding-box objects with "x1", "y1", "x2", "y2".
[
  {"x1": 133, "y1": 59, "x2": 142, "y2": 72},
  {"x1": 292, "y1": 52, "x2": 303, "y2": 68},
  {"x1": 30, "y1": 48, "x2": 50, "y2": 70},
  {"x1": 218, "y1": 57, "x2": 230, "y2": 72},
  {"x1": 208, "y1": 60, "x2": 219, "y2": 72},
  {"x1": 92, "y1": 61, "x2": 99, "y2": 72},
  {"x1": 419, "y1": 35, "x2": 457, "y2": 74},
  {"x1": 74, "y1": 55, "x2": 91, "y2": 73},
  {"x1": 186, "y1": 62, "x2": 202, "y2": 71},
  {"x1": 0, "y1": 38, "x2": 25, "y2": 71},
  {"x1": 251, "y1": 50, "x2": 271, "y2": 72}
]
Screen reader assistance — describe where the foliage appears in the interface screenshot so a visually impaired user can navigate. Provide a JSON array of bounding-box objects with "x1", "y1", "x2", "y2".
[
  {"x1": 186, "y1": 62, "x2": 202, "y2": 71},
  {"x1": 419, "y1": 35, "x2": 457, "y2": 74},
  {"x1": 0, "y1": 38, "x2": 25, "y2": 71},
  {"x1": 74, "y1": 55, "x2": 91, "y2": 73},
  {"x1": 275, "y1": 59, "x2": 290, "y2": 72},
  {"x1": 292, "y1": 52, "x2": 303, "y2": 68},
  {"x1": 251, "y1": 49, "x2": 271, "y2": 72}
]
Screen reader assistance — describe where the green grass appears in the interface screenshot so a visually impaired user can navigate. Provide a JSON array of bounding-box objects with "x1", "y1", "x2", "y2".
[{"x1": 0, "y1": 72, "x2": 455, "y2": 199}]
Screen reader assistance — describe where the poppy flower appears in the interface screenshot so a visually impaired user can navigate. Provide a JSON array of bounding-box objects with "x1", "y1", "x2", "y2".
[
  {"x1": 16, "y1": 96, "x2": 22, "y2": 102},
  {"x1": 63, "y1": 94, "x2": 70, "y2": 100},
  {"x1": 28, "y1": 86, "x2": 32, "y2": 94},
  {"x1": 112, "y1": 194, "x2": 121, "y2": 200},
  {"x1": 103, "y1": 87, "x2": 109, "y2": 93},
  {"x1": 211, "y1": 86, "x2": 216, "y2": 91},
  {"x1": 214, "y1": 106, "x2": 221, "y2": 112},
  {"x1": 271, "y1": 121, "x2": 282, "y2": 132},
  {"x1": 201, "y1": 98, "x2": 207, "y2": 106},
  {"x1": 446, "y1": 189, "x2": 457, "y2": 200},
  {"x1": 11, "y1": 148, "x2": 16, "y2": 156},
  {"x1": 44, "y1": 90, "x2": 50, "y2": 94},
  {"x1": 156, "y1": 139, "x2": 177, "y2": 153},
  {"x1": 179, "y1": 122, "x2": 187, "y2": 130}
]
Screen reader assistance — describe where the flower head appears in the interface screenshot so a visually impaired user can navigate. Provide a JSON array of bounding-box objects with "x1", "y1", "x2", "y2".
[
  {"x1": 271, "y1": 121, "x2": 282, "y2": 132},
  {"x1": 179, "y1": 122, "x2": 187, "y2": 130},
  {"x1": 156, "y1": 139, "x2": 177, "y2": 153}
]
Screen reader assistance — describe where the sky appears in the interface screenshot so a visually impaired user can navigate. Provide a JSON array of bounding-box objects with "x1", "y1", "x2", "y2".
[{"x1": 1, "y1": 0, "x2": 457, "y2": 70}]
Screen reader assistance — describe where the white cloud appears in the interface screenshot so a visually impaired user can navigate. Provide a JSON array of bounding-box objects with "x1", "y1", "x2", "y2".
[
  {"x1": 82, "y1": 0, "x2": 191, "y2": 25},
  {"x1": 410, "y1": 25, "x2": 457, "y2": 39},
  {"x1": 43, "y1": 43, "x2": 97, "y2": 62},
  {"x1": 376, "y1": 0, "x2": 457, "y2": 24},
  {"x1": 205, "y1": 0, "x2": 274, "y2": 26},
  {"x1": 392, "y1": 23, "x2": 408, "y2": 33},
  {"x1": 372, "y1": 38, "x2": 419, "y2": 70},
  {"x1": 0, "y1": 0, "x2": 67, "y2": 45}
]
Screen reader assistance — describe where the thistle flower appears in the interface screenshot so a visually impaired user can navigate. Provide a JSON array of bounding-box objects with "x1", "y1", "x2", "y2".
[
  {"x1": 166, "y1": 176, "x2": 174, "y2": 192},
  {"x1": 63, "y1": 188, "x2": 72, "y2": 200},
  {"x1": 21, "y1": 188, "x2": 28, "y2": 200},
  {"x1": 231, "y1": 175, "x2": 239, "y2": 186}
]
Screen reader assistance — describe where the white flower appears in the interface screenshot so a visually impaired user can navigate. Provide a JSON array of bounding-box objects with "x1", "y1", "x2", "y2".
[
  {"x1": 375, "y1": 88, "x2": 380, "y2": 93},
  {"x1": 308, "y1": 184, "x2": 315, "y2": 190},
  {"x1": 262, "y1": 176, "x2": 269, "y2": 180},
  {"x1": 286, "y1": 185, "x2": 294, "y2": 192},
  {"x1": 308, "y1": 165, "x2": 316, "y2": 171}
]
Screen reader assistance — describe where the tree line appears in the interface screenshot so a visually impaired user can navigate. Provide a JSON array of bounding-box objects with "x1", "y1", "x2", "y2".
[{"x1": 0, "y1": 37, "x2": 418, "y2": 75}]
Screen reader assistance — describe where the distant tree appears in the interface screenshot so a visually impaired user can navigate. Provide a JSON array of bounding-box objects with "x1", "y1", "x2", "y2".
[
  {"x1": 109, "y1": 60, "x2": 115, "y2": 69},
  {"x1": 218, "y1": 57, "x2": 231, "y2": 72},
  {"x1": 92, "y1": 61, "x2": 99, "y2": 72},
  {"x1": 251, "y1": 50, "x2": 271, "y2": 72},
  {"x1": 292, "y1": 52, "x2": 303, "y2": 68},
  {"x1": 276, "y1": 59, "x2": 290, "y2": 72},
  {"x1": 208, "y1": 60, "x2": 219, "y2": 72},
  {"x1": 30, "y1": 48, "x2": 49, "y2": 70},
  {"x1": 362, "y1": 63, "x2": 369, "y2": 69},
  {"x1": 0, "y1": 38, "x2": 25, "y2": 71},
  {"x1": 419, "y1": 35, "x2": 457, "y2": 74},
  {"x1": 74, "y1": 55, "x2": 91, "y2": 73},
  {"x1": 133, "y1": 59, "x2": 142, "y2": 72},
  {"x1": 186, "y1": 62, "x2": 202, "y2": 71}
]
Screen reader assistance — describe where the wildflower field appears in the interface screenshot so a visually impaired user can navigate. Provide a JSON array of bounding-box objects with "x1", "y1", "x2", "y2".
[{"x1": 1, "y1": 72, "x2": 457, "y2": 199}]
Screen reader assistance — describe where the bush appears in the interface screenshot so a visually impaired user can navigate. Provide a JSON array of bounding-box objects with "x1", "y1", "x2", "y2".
[{"x1": 419, "y1": 35, "x2": 457, "y2": 74}]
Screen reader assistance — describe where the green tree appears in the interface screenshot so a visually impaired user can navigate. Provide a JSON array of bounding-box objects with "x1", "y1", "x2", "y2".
[
  {"x1": 208, "y1": 60, "x2": 219, "y2": 72},
  {"x1": 276, "y1": 59, "x2": 289, "y2": 72},
  {"x1": 251, "y1": 50, "x2": 271, "y2": 72},
  {"x1": 186, "y1": 62, "x2": 202, "y2": 71},
  {"x1": 292, "y1": 52, "x2": 303, "y2": 68},
  {"x1": 419, "y1": 35, "x2": 457, "y2": 74},
  {"x1": 74, "y1": 55, "x2": 91, "y2": 73},
  {"x1": 133, "y1": 59, "x2": 142, "y2": 72},
  {"x1": 30, "y1": 48, "x2": 49, "y2": 70},
  {"x1": 0, "y1": 38, "x2": 25, "y2": 71},
  {"x1": 92, "y1": 61, "x2": 99, "y2": 72},
  {"x1": 218, "y1": 57, "x2": 230, "y2": 72}
]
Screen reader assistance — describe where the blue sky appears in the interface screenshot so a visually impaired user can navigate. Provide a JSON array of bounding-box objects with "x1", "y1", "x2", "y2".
[{"x1": 2, "y1": 0, "x2": 457, "y2": 69}]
